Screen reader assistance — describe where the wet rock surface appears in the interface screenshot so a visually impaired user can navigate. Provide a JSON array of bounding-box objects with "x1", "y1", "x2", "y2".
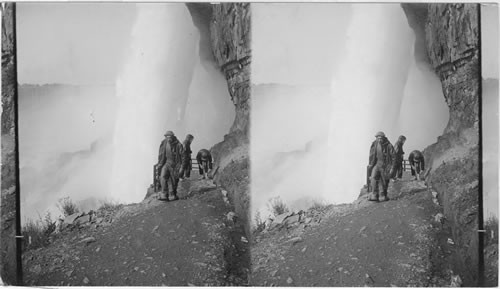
[
  {"x1": 22, "y1": 179, "x2": 249, "y2": 286},
  {"x1": 1, "y1": 3, "x2": 19, "y2": 284},
  {"x1": 204, "y1": 3, "x2": 251, "y2": 236},
  {"x1": 251, "y1": 173, "x2": 459, "y2": 286},
  {"x1": 402, "y1": 3, "x2": 480, "y2": 284}
]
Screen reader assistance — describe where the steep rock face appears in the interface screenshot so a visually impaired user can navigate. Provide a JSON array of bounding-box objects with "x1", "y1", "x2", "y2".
[
  {"x1": 210, "y1": 3, "x2": 251, "y2": 135},
  {"x1": 186, "y1": 3, "x2": 251, "y2": 235},
  {"x1": 403, "y1": 3, "x2": 479, "y2": 284},
  {"x1": 426, "y1": 4, "x2": 480, "y2": 134},
  {"x1": 1, "y1": 3, "x2": 20, "y2": 285},
  {"x1": 209, "y1": 3, "x2": 251, "y2": 236}
]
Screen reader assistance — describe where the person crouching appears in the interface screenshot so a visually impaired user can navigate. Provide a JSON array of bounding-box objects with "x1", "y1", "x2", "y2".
[{"x1": 196, "y1": 149, "x2": 213, "y2": 180}]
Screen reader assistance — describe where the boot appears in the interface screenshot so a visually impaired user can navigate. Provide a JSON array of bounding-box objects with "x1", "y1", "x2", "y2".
[
  {"x1": 158, "y1": 192, "x2": 169, "y2": 201},
  {"x1": 368, "y1": 192, "x2": 379, "y2": 202},
  {"x1": 172, "y1": 191, "x2": 179, "y2": 201},
  {"x1": 379, "y1": 193, "x2": 389, "y2": 202}
]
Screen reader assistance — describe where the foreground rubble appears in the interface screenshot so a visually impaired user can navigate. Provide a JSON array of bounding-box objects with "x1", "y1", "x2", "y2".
[
  {"x1": 23, "y1": 179, "x2": 249, "y2": 286},
  {"x1": 251, "y1": 173, "x2": 461, "y2": 286}
]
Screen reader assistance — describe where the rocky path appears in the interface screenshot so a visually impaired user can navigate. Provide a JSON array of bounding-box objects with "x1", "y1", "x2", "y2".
[
  {"x1": 23, "y1": 179, "x2": 249, "y2": 286},
  {"x1": 251, "y1": 174, "x2": 458, "y2": 286}
]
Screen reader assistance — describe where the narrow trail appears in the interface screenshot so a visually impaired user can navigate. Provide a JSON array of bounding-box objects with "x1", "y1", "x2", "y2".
[
  {"x1": 251, "y1": 173, "x2": 457, "y2": 286},
  {"x1": 23, "y1": 179, "x2": 249, "y2": 286}
]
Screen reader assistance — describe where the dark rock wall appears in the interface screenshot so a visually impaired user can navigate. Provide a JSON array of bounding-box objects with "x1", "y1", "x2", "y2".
[
  {"x1": 403, "y1": 3, "x2": 480, "y2": 284},
  {"x1": 1, "y1": 3, "x2": 20, "y2": 285},
  {"x1": 186, "y1": 3, "x2": 251, "y2": 236},
  {"x1": 209, "y1": 3, "x2": 251, "y2": 236},
  {"x1": 210, "y1": 3, "x2": 251, "y2": 135},
  {"x1": 426, "y1": 4, "x2": 480, "y2": 135}
]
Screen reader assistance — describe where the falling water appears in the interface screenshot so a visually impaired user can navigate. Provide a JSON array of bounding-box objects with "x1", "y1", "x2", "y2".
[
  {"x1": 323, "y1": 4, "x2": 415, "y2": 204},
  {"x1": 109, "y1": 4, "x2": 235, "y2": 203},
  {"x1": 109, "y1": 4, "x2": 198, "y2": 203}
]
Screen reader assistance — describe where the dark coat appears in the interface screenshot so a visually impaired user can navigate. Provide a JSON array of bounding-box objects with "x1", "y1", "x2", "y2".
[
  {"x1": 369, "y1": 137, "x2": 395, "y2": 169},
  {"x1": 394, "y1": 139, "x2": 405, "y2": 159},
  {"x1": 196, "y1": 149, "x2": 213, "y2": 170},
  {"x1": 183, "y1": 139, "x2": 192, "y2": 156},
  {"x1": 158, "y1": 136, "x2": 185, "y2": 168},
  {"x1": 408, "y1": 150, "x2": 425, "y2": 170}
]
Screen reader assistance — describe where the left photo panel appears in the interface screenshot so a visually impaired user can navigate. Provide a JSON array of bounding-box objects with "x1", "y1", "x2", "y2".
[{"x1": 1, "y1": 2, "x2": 250, "y2": 286}]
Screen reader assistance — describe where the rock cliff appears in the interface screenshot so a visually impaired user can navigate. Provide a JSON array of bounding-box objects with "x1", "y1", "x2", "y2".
[
  {"x1": 1, "y1": 3, "x2": 20, "y2": 285},
  {"x1": 186, "y1": 3, "x2": 251, "y2": 235},
  {"x1": 402, "y1": 3, "x2": 480, "y2": 284}
]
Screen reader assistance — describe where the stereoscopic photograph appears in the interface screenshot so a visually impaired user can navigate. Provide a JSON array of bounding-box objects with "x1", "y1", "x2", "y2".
[{"x1": 0, "y1": 1, "x2": 498, "y2": 287}]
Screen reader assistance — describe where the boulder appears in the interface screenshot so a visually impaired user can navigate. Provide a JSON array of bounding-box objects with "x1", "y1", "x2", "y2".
[
  {"x1": 288, "y1": 237, "x2": 303, "y2": 245},
  {"x1": 283, "y1": 214, "x2": 300, "y2": 225},
  {"x1": 273, "y1": 212, "x2": 294, "y2": 225},
  {"x1": 434, "y1": 213, "x2": 445, "y2": 224},
  {"x1": 227, "y1": 211, "x2": 236, "y2": 222},
  {"x1": 63, "y1": 212, "x2": 84, "y2": 225},
  {"x1": 75, "y1": 214, "x2": 91, "y2": 225},
  {"x1": 79, "y1": 236, "x2": 96, "y2": 245}
]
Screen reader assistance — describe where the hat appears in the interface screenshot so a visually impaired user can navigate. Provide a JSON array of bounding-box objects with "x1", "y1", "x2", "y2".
[
  {"x1": 164, "y1": 130, "x2": 174, "y2": 137},
  {"x1": 200, "y1": 150, "x2": 209, "y2": 160},
  {"x1": 186, "y1": 134, "x2": 194, "y2": 139},
  {"x1": 375, "y1": 131, "x2": 385, "y2": 138}
]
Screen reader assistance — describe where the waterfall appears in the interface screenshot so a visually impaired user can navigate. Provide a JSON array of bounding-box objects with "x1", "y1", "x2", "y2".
[
  {"x1": 322, "y1": 4, "x2": 414, "y2": 204},
  {"x1": 109, "y1": 4, "x2": 198, "y2": 203}
]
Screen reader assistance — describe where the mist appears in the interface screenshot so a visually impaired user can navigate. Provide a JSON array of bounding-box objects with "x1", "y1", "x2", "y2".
[
  {"x1": 19, "y1": 85, "x2": 117, "y2": 222},
  {"x1": 251, "y1": 85, "x2": 332, "y2": 215},
  {"x1": 183, "y1": 48, "x2": 235, "y2": 156},
  {"x1": 483, "y1": 78, "x2": 499, "y2": 219},
  {"x1": 252, "y1": 4, "x2": 449, "y2": 220},
  {"x1": 481, "y1": 4, "x2": 499, "y2": 220}
]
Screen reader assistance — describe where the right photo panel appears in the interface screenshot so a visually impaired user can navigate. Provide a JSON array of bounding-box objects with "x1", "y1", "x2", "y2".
[{"x1": 250, "y1": 3, "x2": 498, "y2": 287}]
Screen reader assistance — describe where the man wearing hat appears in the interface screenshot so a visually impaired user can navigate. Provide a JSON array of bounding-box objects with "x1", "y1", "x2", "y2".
[
  {"x1": 196, "y1": 149, "x2": 213, "y2": 180},
  {"x1": 157, "y1": 130, "x2": 185, "y2": 201},
  {"x1": 368, "y1": 131, "x2": 395, "y2": 202},
  {"x1": 408, "y1": 150, "x2": 425, "y2": 181},
  {"x1": 393, "y1": 135, "x2": 406, "y2": 180},
  {"x1": 179, "y1": 134, "x2": 194, "y2": 181}
]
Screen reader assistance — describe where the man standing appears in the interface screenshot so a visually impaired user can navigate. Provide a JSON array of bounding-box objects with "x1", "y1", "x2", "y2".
[
  {"x1": 157, "y1": 130, "x2": 185, "y2": 201},
  {"x1": 393, "y1": 135, "x2": 406, "y2": 180},
  {"x1": 196, "y1": 149, "x2": 213, "y2": 180},
  {"x1": 368, "y1": 131, "x2": 395, "y2": 202},
  {"x1": 179, "y1": 134, "x2": 194, "y2": 181},
  {"x1": 408, "y1": 150, "x2": 425, "y2": 181}
]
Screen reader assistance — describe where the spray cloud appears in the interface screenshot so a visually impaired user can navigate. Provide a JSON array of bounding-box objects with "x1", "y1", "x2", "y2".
[{"x1": 109, "y1": 4, "x2": 198, "y2": 203}]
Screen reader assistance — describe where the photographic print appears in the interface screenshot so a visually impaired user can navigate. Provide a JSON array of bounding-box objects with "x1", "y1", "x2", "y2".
[
  {"x1": 2, "y1": 2, "x2": 250, "y2": 286},
  {"x1": 250, "y1": 2, "x2": 498, "y2": 287},
  {"x1": 1, "y1": 1, "x2": 498, "y2": 288}
]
